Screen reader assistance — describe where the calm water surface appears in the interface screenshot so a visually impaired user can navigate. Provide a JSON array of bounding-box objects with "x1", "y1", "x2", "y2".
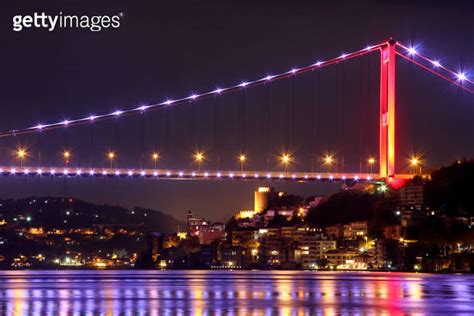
[{"x1": 0, "y1": 270, "x2": 473, "y2": 315}]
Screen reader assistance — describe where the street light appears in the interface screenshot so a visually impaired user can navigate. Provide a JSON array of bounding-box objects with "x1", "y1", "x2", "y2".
[
  {"x1": 323, "y1": 154, "x2": 334, "y2": 173},
  {"x1": 367, "y1": 157, "x2": 376, "y2": 173},
  {"x1": 194, "y1": 152, "x2": 205, "y2": 172},
  {"x1": 279, "y1": 153, "x2": 292, "y2": 174},
  {"x1": 151, "y1": 152, "x2": 159, "y2": 169},
  {"x1": 15, "y1": 148, "x2": 27, "y2": 167},
  {"x1": 63, "y1": 150, "x2": 71, "y2": 165},
  {"x1": 410, "y1": 156, "x2": 421, "y2": 174},
  {"x1": 107, "y1": 151, "x2": 116, "y2": 168},
  {"x1": 238, "y1": 154, "x2": 246, "y2": 172}
]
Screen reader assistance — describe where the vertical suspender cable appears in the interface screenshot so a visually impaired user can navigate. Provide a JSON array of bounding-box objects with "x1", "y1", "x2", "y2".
[
  {"x1": 37, "y1": 132, "x2": 42, "y2": 167},
  {"x1": 285, "y1": 79, "x2": 290, "y2": 153},
  {"x1": 164, "y1": 106, "x2": 170, "y2": 167},
  {"x1": 242, "y1": 90, "x2": 246, "y2": 155},
  {"x1": 264, "y1": 83, "x2": 270, "y2": 169},
  {"x1": 213, "y1": 96, "x2": 221, "y2": 169},
  {"x1": 359, "y1": 58, "x2": 364, "y2": 173},
  {"x1": 114, "y1": 118, "x2": 119, "y2": 168},
  {"x1": 341, "y1": 62, "x2": 345, "y2": 172},
  {"x1": 89, "y1": 121, "x2": 94, "y2": 168},
  {"x1": 335, "y1": 64, "x2": 339, "y2": 172},
  {"x1": 140, "y1": 113, "x2": 145, "y2": 169},
  {"x1": 310, "y1": 71, "x2": 316, "y2": 171},
  {"x1": 316, "y1": 69, "x2": 321, "y2": 172},
  {"x1": 290, "y1": 76, "x2": 295, "y2": 155}
]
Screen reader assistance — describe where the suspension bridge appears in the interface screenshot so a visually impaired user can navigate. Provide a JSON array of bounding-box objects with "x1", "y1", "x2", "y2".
[{"x1": 1, "y1": 38, "x2": 472, "y2": 184}]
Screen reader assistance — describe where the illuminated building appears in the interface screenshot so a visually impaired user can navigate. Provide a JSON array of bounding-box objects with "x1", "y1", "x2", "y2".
[
  {"x1": 325, "y1": 224, "x2": 344, "y2": 239},
  {"x1": 237, "y1": 210, "x2": 259, "y2": 219},
  {"x1": 399, "y1": 182, "x2": 425, "y2": 210},
  {"x1": 200, "y1": 222, "x2": 226, "y2": 244},
  {"x1": 254, "y1": 187, "x2": 279, "y2": 212},
  {"x1": 343, "y1": 221, "x2": 368, "y2": 239},
  {"x1": 186, "y1": 210, "x2": 208, "y2": 237},
  {"x1": 186, "y1": 211, "x2": 225, "y2": 244},
  {"x1": 325, "y1": 249, "x2": 359, "y2": 268}
]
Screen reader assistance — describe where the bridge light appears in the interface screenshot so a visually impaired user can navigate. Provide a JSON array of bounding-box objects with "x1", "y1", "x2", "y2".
[
  {"x1": 189, "y1": 94, "x2": 198, "y2": 100},
  {"x1": 62, "y1": 120, "x2": 70, "y2": 126},
  {"x1": 432, "y1": 60, "x2": 441, "y2": 68},
  {"x1": 35, "y1": 124, "x2": 44, "y2": 130},
  {"x1": 239, "y1": 81, "x2": 249, "y2": 87},
  {"x1": 340, "y1": 53, "x2": 347, "y2": 58},
  {"x1": 265, "y1": 75, "x2": 274, "y2": 81},
  {"x1": 113, "y1": 110, "x2": 123, "y2": 117},
  {"x1": 214, "y1": 88, "x2": 223, "y2": 94},
  {"x1": 89, "y1": 115, "x2": 97, "y2": 121},
  {"x1": 378, "y1": 184, "x2": 388, "y2": 193},
  {"x1": 138, "y1": 105, "x2": 149, "y2": 112},
  {"x1": 456, "y1": 72, "x2": 467, "y2": 81},
  {"x1": 164, "y1": 99, "x2": 174, "y2": 105},
  {"x1": 407, "y1": 46, "x2": 417, "y2": 55}
]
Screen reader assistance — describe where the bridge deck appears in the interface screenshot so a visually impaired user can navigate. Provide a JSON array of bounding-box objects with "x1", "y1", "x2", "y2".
[{"x1": 0, "y1": 166, "x2": 417, "y2": 182}]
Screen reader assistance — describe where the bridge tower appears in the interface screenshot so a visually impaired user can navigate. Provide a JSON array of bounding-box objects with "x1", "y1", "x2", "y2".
[{"x1": 379, "y1": 39, "x2": 396, "y2": 178}]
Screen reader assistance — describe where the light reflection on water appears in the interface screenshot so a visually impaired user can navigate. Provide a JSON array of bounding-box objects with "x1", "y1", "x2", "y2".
[{"x1": 0, "y1": 270, "x2": 473, "y2": 315}]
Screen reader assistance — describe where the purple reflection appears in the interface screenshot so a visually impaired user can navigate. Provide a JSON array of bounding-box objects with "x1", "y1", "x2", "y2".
[{"x1": 0, "y1": 271, "x2": 473, "y2": 314}]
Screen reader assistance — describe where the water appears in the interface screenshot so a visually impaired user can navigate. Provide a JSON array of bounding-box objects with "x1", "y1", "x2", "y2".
[{"x1": 0, "y1": 270, "x2": 473, "y2": 315}]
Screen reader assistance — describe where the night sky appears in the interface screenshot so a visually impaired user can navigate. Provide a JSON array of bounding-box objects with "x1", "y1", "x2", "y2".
[{"x1": 1, "y1": 0, "x2": 473, "y2": 221}]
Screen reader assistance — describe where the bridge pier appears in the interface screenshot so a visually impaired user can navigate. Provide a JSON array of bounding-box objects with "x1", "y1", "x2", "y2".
[{"x1": 379, "y1": 39, "x2": 396, "y2": 178}]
